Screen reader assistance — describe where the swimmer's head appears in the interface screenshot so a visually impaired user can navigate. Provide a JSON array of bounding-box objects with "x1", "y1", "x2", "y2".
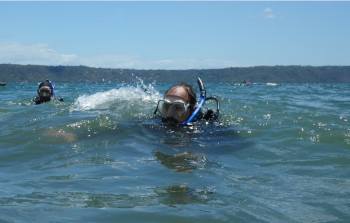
[
  {"x1": 157, "y1": 83, "x2": 196, "y2": 123},
  {"x1": 37, "y1": 80, "x2": 53, "y2": 102}
]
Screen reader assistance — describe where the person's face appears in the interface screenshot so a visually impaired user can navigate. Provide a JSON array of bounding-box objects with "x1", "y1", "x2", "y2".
[
  {"x1": 38, "y1": 86, "x2": 52, "y2": 101},
  {"x1": 161, "y1": 95, "x2": 192, "y2": 123}
]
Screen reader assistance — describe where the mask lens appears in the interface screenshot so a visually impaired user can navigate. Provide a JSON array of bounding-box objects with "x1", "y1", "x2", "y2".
[
  {"x1": 172, "y1": 102, "x2": 186, "y2": 117},
  {"x1": 40, "y1": 89, "x2": 50, "y2": 93},
  {"x1": 157, "y1": 100, "x2": 170, "y2": 116},
  {"x1": 39, "y1": 88, "x2": 51, "y2": 96}
]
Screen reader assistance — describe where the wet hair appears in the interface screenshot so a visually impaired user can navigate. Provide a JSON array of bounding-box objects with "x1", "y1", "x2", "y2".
[
  {"x1": 38, "y1": 80, "x2": 52, "y2": 90},
  {"x1": 165, "y1": 83, "x2": 197, "y2": 105}
]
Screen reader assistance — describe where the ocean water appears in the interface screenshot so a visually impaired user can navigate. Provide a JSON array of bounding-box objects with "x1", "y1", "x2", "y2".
[{"x1": 0, "y1": 80, "x2": 350, "y2": 222}]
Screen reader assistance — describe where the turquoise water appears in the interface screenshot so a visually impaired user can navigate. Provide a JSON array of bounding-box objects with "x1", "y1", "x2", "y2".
[{"x1": 1, "y1": 81, "x2": 350, "y2": 222}]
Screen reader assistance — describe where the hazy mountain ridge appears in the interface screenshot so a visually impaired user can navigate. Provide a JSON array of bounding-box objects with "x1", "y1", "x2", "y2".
[{"x1": 1, "y1": 64, "x2": 349, "y2": 83}]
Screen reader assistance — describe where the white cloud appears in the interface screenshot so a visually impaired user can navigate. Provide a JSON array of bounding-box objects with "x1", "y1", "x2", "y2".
[
  {"x1": 264, "y1": 7, "x2": 275, "y2": 19},
  {"x1": 0, "y1": 41, "x2": 238, "y2": 69},
  {"x1": 143, "y1": 58, "x2": 238, "y2": 70},
  {"x1": 266, "y1": 14, "x2": 275, "y2": 19},
  {"x1": 77, "y1": 54, "x2": 144, "y2": 69},
  {"x1": 264, "y1": 8, "x2": 272, "y2": 13},
  {"x1": 0, "y1": 42, "x2": 77, "y2": 65}
]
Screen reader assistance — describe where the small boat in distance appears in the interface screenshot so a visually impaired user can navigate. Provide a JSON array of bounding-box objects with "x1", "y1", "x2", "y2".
[
  {"x1": 0, "y1": 82, "x2": 6, "y2": 86},
  {"x1": 240, "y1": 80, "x2": 251, "y2": 85}
]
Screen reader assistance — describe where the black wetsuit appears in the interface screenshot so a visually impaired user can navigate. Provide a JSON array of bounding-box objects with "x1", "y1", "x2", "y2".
[
  {"x1": 195, "y1": 109, "x2": 218, "y2": 121},
  {"x1": 33, "y1": 97, "x2": 64, "y2": 105}
]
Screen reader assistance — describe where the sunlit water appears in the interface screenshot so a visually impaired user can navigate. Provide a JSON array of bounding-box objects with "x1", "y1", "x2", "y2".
[{"x1": 1, "y1": 81, "x2": 350, "y2": 222}]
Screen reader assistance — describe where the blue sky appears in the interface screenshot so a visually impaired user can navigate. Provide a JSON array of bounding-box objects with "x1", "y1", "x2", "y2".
[{"x1": 0, "y1": 1, "x2": 349, "y2": 69}]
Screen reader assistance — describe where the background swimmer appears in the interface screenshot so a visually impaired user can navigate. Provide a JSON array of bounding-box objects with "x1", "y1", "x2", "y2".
[{"x1": 33, "y1": 80, "x2": 63, "y2": 105}]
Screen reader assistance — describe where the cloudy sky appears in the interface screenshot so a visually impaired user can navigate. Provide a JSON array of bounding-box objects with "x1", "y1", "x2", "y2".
[{"x1": 0, "y1": 1, "x2": 349, "y2": 69}]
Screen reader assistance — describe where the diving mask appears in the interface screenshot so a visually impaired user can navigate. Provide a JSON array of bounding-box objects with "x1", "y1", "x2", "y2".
[
  {"x1": 157, "y1": 98, "x2": 191, "y2": 118},
  {"x1": 38, "y1": 86, "x2": 52, "y2": 97}
]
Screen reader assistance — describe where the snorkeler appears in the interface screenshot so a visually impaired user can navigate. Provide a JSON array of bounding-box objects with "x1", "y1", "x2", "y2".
[
  {"x1": 154, "y1": 77, "x2": 219, "y2": 125},
  {"x1": 33, "y1": 80, "x2": 64, "y2": 105}
]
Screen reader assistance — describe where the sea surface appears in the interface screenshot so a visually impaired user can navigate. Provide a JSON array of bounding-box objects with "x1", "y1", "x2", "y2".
[{"x1": 1, "y1": 80, "x2": 350, "y2": 222}]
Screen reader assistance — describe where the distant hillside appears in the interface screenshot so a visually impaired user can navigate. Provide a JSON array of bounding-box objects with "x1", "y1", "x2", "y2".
[{"x1": 0, "y1": 64, "x2": 350, "y2": 83}]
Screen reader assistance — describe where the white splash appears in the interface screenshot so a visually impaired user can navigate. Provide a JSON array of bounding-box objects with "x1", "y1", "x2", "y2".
[
  {"x1": 71, "y1": 85, "x2": 162, "y2": 113},
  {"x1": 266, "y1": 83, "x2": 278, "y2": 86}
]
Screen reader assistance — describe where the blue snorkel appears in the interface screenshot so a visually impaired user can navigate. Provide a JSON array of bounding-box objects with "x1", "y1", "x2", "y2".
[
  {"x1": 46, "y1": 79, "x2": 55, "y2": 98},
  {"x1": 181, "y1": 77, "x2": 206, "y2": 125}
]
